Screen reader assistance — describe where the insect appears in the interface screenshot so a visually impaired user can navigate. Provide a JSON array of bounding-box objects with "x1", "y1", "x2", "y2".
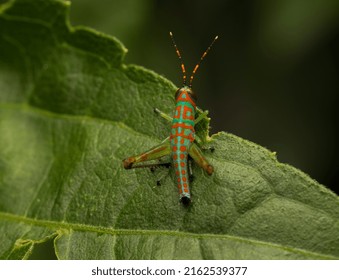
[{"x1": 123, "y1": 32, "x2": 218, "y2": 206}]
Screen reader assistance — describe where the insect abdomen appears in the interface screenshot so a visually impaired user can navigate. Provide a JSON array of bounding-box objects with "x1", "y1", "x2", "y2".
[{"x1": 170, "y1": 97, "x2": 195, "y2": 204}]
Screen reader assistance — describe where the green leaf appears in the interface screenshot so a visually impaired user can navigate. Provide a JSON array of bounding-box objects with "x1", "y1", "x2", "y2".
[{"x1": 0, "y1": 0, "x2": 339, "y2": 260}]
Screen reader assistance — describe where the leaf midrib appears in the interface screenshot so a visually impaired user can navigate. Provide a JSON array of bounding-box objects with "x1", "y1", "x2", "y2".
[{"x1": 0, "y1": 211, "x2": 335, "y2": 259}]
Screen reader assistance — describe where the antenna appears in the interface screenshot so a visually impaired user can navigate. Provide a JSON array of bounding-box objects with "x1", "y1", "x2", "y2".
[
  {"x1": 169, "y1": 32, "x2": 187, "y2": 86},
  {"x1": 189, "y1": 35, "x2": 218, "y2": 88}
]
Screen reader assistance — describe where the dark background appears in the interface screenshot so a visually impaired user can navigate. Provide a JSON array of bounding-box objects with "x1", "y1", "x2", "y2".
[{"x1": 69, "y1": 0, "x2": 339, "y2": 195}]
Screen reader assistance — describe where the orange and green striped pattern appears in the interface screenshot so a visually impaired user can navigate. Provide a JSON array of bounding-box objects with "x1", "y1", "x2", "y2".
[{"x1": 170, "y1": 87, "x2": 196, "y2": 202}]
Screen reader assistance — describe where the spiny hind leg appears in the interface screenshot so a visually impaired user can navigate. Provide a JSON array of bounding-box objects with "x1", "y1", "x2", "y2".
[
  {"x1": 188, "y1": 143, "x2": 214, "y2": 175},
  {"x1": 123, "y1": 139, "x2": 170, "y2": 169}
]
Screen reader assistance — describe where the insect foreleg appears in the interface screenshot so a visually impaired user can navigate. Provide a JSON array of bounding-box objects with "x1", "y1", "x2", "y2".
[
  {"x1": 154, "y1": 108, "x2": 173, "y2": 123},
  {"x1": 188, "y1": 142, "x2": 214, "y2": 175},
  {"x1": 123, "y1": 140, "x2": 171, "y2": 169},
  {"x1": 195, "y1": 107, "x2": 209, "y2": 124},
  {"x1": 194, "y1": 134, "x2": 215, "y2": 152}
]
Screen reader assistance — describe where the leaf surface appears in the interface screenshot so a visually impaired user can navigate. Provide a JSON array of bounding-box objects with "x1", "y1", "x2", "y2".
[{"x1": 0, "y1": 0, "x2": 339, "y2": 260}]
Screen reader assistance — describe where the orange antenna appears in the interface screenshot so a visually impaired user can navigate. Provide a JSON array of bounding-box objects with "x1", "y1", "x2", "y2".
[
  {"x1": 169, "y1": 32, "x2": 187, "y2": 86},
  {"x1": 189, "y1": 35, "x2": 218, "y2": 88}
]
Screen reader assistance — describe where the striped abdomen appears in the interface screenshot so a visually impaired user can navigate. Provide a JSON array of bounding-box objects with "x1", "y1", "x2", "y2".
[{"x1": 170, "y1": 89, "x2": 196, "y2": 204}]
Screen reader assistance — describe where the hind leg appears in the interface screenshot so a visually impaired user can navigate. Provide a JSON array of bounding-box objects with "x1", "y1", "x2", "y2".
[
  {"x1": 123, "y1": 139, "x2": 171, "y2": 169},
  {"x1": 188, "y1": 143, "x2": 214, "y2": 175}
]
